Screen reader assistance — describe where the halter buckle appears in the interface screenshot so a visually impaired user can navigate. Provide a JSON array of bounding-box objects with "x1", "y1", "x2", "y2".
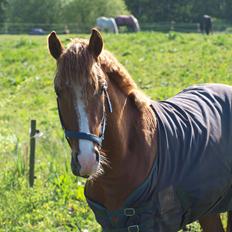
[{"x1": 128, "y1": 225, "x2": 139, "y2": 232}]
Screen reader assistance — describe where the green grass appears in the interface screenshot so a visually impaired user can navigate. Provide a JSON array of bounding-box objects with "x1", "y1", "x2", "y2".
[{"x1": 1, "y1": 32, "x2": 232, "y2": 231}]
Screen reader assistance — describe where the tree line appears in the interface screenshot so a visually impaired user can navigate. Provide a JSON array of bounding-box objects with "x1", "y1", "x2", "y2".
[
  {"x1": 0, "y1": 0, "x2": 128, "y2": 32},
  {"x1": 125, "y1": 0, "x2": 232, "y2": 23},
  {"x1": 0, "y1": 0, "x2": 232, "y2": 32}
]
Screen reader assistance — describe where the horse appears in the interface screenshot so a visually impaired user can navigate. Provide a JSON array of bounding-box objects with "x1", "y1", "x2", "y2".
[
  {"x1": 48, "y1": 29, "x2": 232, "y2": 231},
  {"x1": 96, "y1": 16, "x2": 118, "y2": 34},
  {"x1": 115, "y1": 15, "x2": 140, "y2": 32},
  {"x1": 199, "y1": 15, "x2": 212, "y2": 35}
]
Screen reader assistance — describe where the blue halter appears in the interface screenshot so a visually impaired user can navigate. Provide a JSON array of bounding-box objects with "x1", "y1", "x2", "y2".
[{"x1": 57, "y1": 84, "x2": 112, "y2": 146}]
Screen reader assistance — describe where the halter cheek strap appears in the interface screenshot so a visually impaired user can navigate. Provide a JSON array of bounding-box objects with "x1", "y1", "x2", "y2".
[
  {"x1": 57, "y1": 84, "x2": 112, "y2": 146},
  {"x1": 102, "y1": 84, "x2": 113, "y2": 114}
]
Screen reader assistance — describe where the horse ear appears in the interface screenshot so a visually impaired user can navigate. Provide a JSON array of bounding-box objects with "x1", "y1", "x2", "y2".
[
  {"x1": 48, "y1": 31, "x2": 64, "y2": 60},
  {"x1": 88, "y1": 28, "x2": 103, "y2": 58}
]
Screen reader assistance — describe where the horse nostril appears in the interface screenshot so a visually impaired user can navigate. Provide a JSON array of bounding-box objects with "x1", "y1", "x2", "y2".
[
  {"x1": 71, "y1": 154, "x2": 81, "y2": 176},
  {"x1": 94, "y1": 147, "x2": 100, "y2": 162},
  {"x1": 73, "y1": 152, "x2": 79, "y2": 162}
]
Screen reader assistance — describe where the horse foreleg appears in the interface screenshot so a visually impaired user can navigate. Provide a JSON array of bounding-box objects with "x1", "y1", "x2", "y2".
[{"x1": 199, "y1": 213, "x2": 224, "y2": 232}]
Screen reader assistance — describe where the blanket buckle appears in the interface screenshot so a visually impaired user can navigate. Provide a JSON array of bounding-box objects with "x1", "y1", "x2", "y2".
[
  {"x1": 128, "y1": 225, "x2": 139, "y2": 232},
  {"x1": 124, "y1": 208, "x2": 135, "y2": 216}
]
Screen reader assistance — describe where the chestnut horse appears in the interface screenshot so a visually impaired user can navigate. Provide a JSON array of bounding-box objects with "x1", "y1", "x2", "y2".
[{"x1": 48, "y1": 29, "x2": 232, "y2": 231}]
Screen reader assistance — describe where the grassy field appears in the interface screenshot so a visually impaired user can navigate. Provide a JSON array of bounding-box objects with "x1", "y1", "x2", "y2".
[{"x1": 1, "y1": 31, "x2": 232, "y2": 231}]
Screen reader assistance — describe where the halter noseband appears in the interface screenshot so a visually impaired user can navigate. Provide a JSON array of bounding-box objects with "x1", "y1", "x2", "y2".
[{"x1": 57, "y1": 84, "x2": 112, "y2": 146}]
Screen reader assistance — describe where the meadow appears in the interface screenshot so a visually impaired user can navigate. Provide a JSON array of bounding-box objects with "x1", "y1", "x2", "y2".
[{"x1": 1, "y1": 31, "x2": 232, "y2": 231}]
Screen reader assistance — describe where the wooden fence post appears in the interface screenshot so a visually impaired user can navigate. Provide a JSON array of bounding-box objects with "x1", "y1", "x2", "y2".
[{"x1": 29, "y1": 119, "x2": 36, "y2": 187}]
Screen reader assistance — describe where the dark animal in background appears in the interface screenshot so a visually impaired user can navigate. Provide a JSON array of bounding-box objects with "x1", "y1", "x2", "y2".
[
  {"x1": 200, "y1": 15, "x2": 212, "y2": 35},
  {"x1": 115, "y1": 15, "x2": 140, "y2": 32}
]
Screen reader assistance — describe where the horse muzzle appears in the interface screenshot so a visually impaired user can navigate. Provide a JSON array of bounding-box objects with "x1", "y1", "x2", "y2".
[{"x1": 71, "y1": 149, "x2": 100, "y2": 177}]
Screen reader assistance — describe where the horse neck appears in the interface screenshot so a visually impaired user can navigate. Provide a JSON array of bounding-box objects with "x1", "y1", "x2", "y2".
[
  {"x1": 104, "y1": 79, "x2": 156, "y2": 171},
  {"x1": 86, "y1": 73, "x2": 157, "y2": 210}
]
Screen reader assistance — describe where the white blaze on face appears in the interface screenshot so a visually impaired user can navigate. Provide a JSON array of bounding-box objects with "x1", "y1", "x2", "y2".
[{"x1": 74, "y1": 86, "x2": 98, "y2": 176}]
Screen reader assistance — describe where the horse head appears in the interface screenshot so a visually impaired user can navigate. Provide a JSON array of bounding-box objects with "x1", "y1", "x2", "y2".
[{"x1": 48, "y1": 29, "x2": 110, "y2": 178}]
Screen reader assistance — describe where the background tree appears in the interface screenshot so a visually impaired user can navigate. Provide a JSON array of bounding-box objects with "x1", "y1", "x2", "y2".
[
  {"x1": 3, "y1": 0, "x2": 232, "y2": 33},
  {"x1": 219, "y1": 0, "x2": 232, "y2": 22},
  {"x1": 125, "y1": 0, "x2": 232, "y2": 23},
  {"x1": 4, "y1": 0, "x2": 128, "y2": 33},
  {"x1": 0, "y1": 0, "x2": 8, "y2": 23},
  {"x1": 6, "y1": 0, "x2": 63, "y2": 24},
  {"x1": 62, "y1": 0, "x2": 129, "y2": 32}
]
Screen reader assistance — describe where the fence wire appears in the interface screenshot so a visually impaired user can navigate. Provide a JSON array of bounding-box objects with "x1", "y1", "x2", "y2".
[{"x1": 1, "y1": 21, "x2": 231, "y2": 35}]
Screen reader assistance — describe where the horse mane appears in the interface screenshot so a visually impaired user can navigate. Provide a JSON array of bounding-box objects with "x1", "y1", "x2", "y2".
[
  {"x1": 55, "y1": 38, "x2": 99, "y2": 94},
  {"x1": 99, "y1": 50, "x2": 156, "y2": 152},
  {"x1": 56, "y1": 38, "x2": 150, "y2": 111},
  {"x1": 99, "y1": 50, "x2": 150, "y2": 110}
]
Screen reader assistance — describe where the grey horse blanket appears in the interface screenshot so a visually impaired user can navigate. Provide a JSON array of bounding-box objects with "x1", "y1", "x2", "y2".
[{"x1": 86, "y1": 84, "x2": 232, "y2": 231}]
